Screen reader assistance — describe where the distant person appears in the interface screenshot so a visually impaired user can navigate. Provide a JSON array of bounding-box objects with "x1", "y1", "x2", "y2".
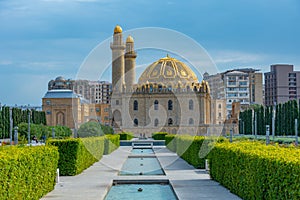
[{"x1": 32, "y1": 136, "x2": 38, "y2": 144}]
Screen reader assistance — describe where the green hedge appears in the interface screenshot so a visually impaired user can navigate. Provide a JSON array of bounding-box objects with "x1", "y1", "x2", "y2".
[
  {"x1": 166, "y1": 135, "x2": 227, "y2": 169},
  {"x1": 118, "y1": 132, "x2": 134, "y2": 140},
  {"x1": 47, "y1": 137, "x2": 105, "y2": 176},
  {"x1": 152, "y1": 132, "x2": 168, "y2": 140},
  {"x1": 209, "y1": 141, "x2": 300, "y2": 199},
  {"x1": 0, "y1": 146, "x2": 59, "y2": 200},
  {"x1": 104, "y1": 134, "x2": 120, "y2": 155},
  {"x1": 165, "y1": 134, "x2": 176, "y2": 151}
]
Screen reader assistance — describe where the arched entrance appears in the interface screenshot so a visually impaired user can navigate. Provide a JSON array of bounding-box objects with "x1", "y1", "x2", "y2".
[
  {"x1": 56, "y1": 111, "x2": 65, "y2": 126},
  {"x1": 112, "y1": 110, "x2": 122, "y2": 128}
]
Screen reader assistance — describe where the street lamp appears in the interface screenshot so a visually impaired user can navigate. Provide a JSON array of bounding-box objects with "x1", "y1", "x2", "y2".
[
  {"x1": 28, "y1": 110, "x2": 31, "y2": 145},
  {"x1": 14, "y1": 126, "x2": 18, "y2": 145}
]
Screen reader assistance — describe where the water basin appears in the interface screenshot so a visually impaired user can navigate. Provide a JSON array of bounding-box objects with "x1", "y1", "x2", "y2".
[
  {"x1": 120, "y1": 156, "x2": 165, "y2": 175},
  {"x1": 131, "y1": 148, "x2": 154, "y2": 155},
  {"x1": 105, "y1": 182, "x2": 178, "y2": 200}
]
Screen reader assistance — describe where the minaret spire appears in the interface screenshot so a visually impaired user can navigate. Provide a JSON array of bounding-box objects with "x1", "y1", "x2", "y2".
[
  {"x1": 110, "y1": 25, "x2": 125, "y2": 93},
  {"x1": 124, "y1": 35, "x2": 137, "y2": 89}
]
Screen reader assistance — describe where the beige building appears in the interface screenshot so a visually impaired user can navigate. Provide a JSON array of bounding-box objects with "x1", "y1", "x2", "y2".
[
  {"x1": 42, "y1": 89, "x2": 110, "y2": 129},
  {"x1": 110, "y1": 25, "x2": 212, "y2": 136}
]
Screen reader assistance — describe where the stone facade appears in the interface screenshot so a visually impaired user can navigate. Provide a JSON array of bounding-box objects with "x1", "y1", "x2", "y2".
[
  {"x1": 42, "y1": 90, "x2": 110, "y2": 129},
  {"x1": 110, "y1": 25, "x2": 212, "y2": 137}
]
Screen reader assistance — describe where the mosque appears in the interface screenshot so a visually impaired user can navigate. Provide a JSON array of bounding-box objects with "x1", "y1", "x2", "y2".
[{"x1": 110, "y1": 25, "x2": 217, "y2": 136}]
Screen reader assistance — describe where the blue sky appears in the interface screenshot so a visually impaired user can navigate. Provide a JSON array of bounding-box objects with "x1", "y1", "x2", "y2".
[{"x1": 0, "y1": 0, "x2": 300, "y2": 106}]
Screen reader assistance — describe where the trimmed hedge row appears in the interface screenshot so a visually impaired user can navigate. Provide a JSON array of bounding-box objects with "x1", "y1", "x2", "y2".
[
  {"x1": 209, "y1": 141, "x2": 300, "y2": 199},
  {"x1": 104, "y1": 134, "x2": 120, "y2": 155},
  {"x1": 47, "y1": 137, "x2": 105, "y2": 176},
  {"x1": 0, "y1": 146, "x2": 59, "y2": 200},
  {"x1": 166, "y1": 135, "x2": 222, "y2": 169},
  {"x1": 152, "y1": 132, "x2": 168, "y2": 140},
  {"x1": 118, "y1": 132, "x2": 134, "y2": 140}
]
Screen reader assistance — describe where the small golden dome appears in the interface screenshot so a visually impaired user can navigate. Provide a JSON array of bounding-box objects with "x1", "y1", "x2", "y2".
[
  {"x1": 114, "y1": 25, "x2": 122, "y2": 34},
  {"x1": 126, "y1": 35, "x2": 134, "y2": 43}
]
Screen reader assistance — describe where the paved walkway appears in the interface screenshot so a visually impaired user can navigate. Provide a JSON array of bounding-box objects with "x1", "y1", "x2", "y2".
[{"x1": 41, "y1": 146, "x2": 240, "y2": 200}]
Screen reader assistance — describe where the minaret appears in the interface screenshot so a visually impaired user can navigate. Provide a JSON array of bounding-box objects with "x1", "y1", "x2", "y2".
[
  {"x1": 110, "y1": 25, "x2": 125, "y2": 93},
  {"x1": 124, "y1": 35, "x2": 137, "y2": 88}
]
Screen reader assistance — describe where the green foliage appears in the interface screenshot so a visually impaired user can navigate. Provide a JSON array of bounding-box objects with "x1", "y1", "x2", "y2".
[
  {"x1": 165, "y1": 134, "x2": 176, "y2": 151},
  {"x1": 118, "y1": 132, "x2": 134, "y2": 140},
  {"x1": 166, "y1": 135, "x2": 227, "y2": 169},
  {"x1": 17, "y1": 123, "x2": 71, "y2": 142},
  {"x1": 0, "y1": 106, "x2": 46, "y2": 139},
  {"x1": 209, "y1": 141, "x2": 300, "y2": 200},
  {"x1": 47, "y1": 137, "x2": 105, "y2": 176},
  {"x1": 241, "y1": 100, "x2": 300, "y2": 136},
  {"x1": 152, "y1": 132, "x2": 168, "y2": 140},
  {"x1": 101, "y1": 125, "x2": 114, "y2": 134},
  {"x1": 77, "y1": 121, "x2": 114, "y2": 138},
  {"x1": 104, "y1": 134, "x2": 120, "y2": 155},
  {"x1": 0, "y1": 146, "x2": 59, "y2": 200}
]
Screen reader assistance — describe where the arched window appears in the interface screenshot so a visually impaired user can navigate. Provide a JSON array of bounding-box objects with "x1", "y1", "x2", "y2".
[
  {"x1": 134, "y1": 118, "x2": 138, "y2": 126},
  {"x1": 154, "y1": 119, "x2": 159, "y2": 127},
  {"x1": 189, "y1": 118, "x2": 194, "y2": 125},
  {"x1": 218, "y1": 104, "x2": 222, "y2": 109},
  {"x1": 189, "y1": 99, "x2": 193, "y2": 110},
  {"x1": 168, "y1": 118, "x2": 173, "y2": 126},
  {"x1": 154, "y1": 100, "x2": 159, "y2": 110},
  {"x1": 168, "y1": 85, "x2": 172, "y2": 91},
  {"x1": 133, "y1": 100, "x2": 138, "y2": 110},
  {"x1": 168, "y1": 100, "x2": 173, "y2": 110}
]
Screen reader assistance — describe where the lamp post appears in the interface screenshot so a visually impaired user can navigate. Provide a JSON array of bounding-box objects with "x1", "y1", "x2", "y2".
[
  {"x1": 9, "y1": 107, "x2": 13, "y2": 145},
  {"x1": 14, "y1": 126, "x2": 18, "y2": 145},
  {"x1": 28, "y1": 110, "x2": 31, "y2": 145}
]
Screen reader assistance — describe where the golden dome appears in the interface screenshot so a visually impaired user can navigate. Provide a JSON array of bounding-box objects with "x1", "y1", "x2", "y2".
[
  {"x1": 114, "y1": 25, "x2": 122, "y2": 34},
  {"x1": 138, "y1": 55, "x2": 198, "y2": 85},
  {"x1": 126, "y1": 35, "x2": 134, "y2": 43}
]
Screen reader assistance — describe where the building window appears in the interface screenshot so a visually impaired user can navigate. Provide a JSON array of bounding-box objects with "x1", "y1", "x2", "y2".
[
  {"x1": 154, "y1": 100, "x2": 159, "y2": 110},
  {"x1": 218, "y1": 104, "x2": 221, "y2": 109},
  {"x1": 219, "y1": 112, "x2": 221, "y2": 118},
  {"x1": 104, "y1": 116, "x2": 109, "y2": 121},
  {"x1": 46, "y1": 100, "x2": 51, "y2": 105},
  {"x1": 134, "y1": 100, "x2": 138, "y2": 110},
  {"x1": 96, "y1": 108, "x2": 100, "y2": 112},
  {"x1": 46, "y1": 110, "x2": 51, "y2": 115},
  {"x1": 168, "y1": 118, "x2": 173, "y2": 126},
  {"x1": 154, "y1": 118, "x2": 159, "y2": 127},
  {"x1": 189, "y1": 99, "x2": 193, "y2": 110},
  {"x1": 104, "y1": 108, "x2": 109, "y2": 112},
  {"x1": 168, "y1": 100, "x2": 173, "y2": 110},
  {"x1": 189, "y1": 118, "x2": 194, "y2": 125},
  {"x1": 134, "y1": 118, "x2": 138, "y2": 126},
  {"x1": 116, "y1": 100, "x2": 119, "y2": 105}
]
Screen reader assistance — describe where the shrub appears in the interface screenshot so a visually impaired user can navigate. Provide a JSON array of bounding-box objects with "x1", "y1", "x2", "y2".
[
  {"x1": 118, "y1": 132, "x2": 134, "y2": 140},
  {"x1": 18, "y1": 123, "x2": 71, "y2": 141},
  {"x1": 77, "y1": 121, "x2": 104, "y2": 138},
  {"x1": 165, "y1": 134, "x2": 176, "y2": 152},
  {"x1": 166, "y1": 135, "x2": 227, "y2": 169},
  {"x1": 0, "y1": 146, "x2": 59, "y2": 200},
  {"x1": 209, "y1": 141, "x2": 300, "y2": 199},
  {"x1": 152, "y1": 132, "x2": 168, "y2": 140},
  {"x1": 47, "y1": 137, "x2": 105, "y2": 176},
  {"x1": 104, "y1": 134, "x2": 120, "y2": 155}
]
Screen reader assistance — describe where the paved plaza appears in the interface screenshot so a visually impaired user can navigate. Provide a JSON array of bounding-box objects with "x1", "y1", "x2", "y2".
[{"x1": 42, "y1": 146, "x2": 240, "y2": 200}]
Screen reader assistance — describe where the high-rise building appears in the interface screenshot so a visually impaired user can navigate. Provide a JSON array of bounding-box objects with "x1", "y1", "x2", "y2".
[
  {"x1": 264, "y1": 64, "x2": 300, "y2": 106},
  {"x1": 48, "y1": 77, "x2": 112, "y2": 104},
  {"x1": 204, "y1": 68, "x2": 263, "y2": 118}
]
